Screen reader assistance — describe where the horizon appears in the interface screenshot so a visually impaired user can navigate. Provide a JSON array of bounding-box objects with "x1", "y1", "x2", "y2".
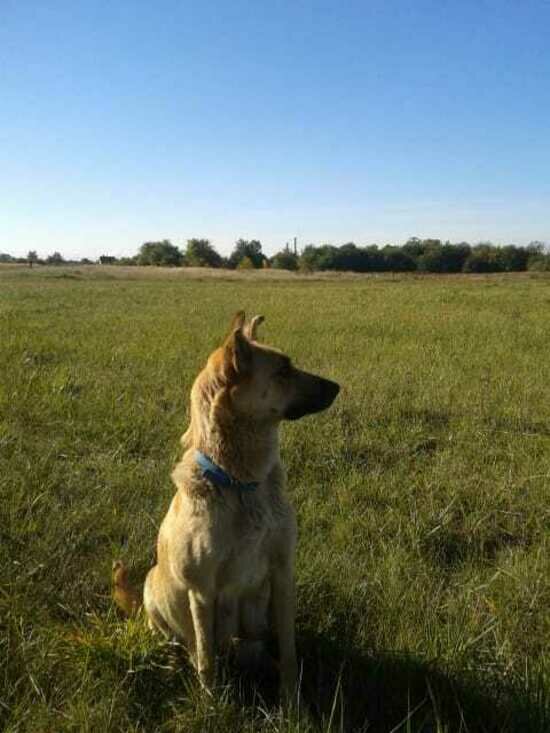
[
  {"x1": 2, "y1": 1, "x2": 549, "y2": 260},
  {"x1": 3, "y1": 235, "x2": 547, "y2": 265}
]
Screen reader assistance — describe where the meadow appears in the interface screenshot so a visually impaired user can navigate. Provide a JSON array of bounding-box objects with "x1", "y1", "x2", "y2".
[{"x1": 1, "y1": 265, "x2": 549, "y2": 732}]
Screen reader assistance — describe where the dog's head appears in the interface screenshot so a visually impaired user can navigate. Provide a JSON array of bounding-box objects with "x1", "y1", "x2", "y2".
[{"x1": 206, "y1": 311, "x2": 340, "y2": 423}]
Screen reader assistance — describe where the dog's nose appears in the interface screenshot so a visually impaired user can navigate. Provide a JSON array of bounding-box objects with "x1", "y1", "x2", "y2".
[{"x1": 321, "y1": 378, "x2": 340, "y2": 406}]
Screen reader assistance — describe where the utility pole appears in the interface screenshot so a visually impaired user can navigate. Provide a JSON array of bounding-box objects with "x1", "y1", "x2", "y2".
[{"x1": 293, "y1": 237, "x2": 297, "y2": 255}]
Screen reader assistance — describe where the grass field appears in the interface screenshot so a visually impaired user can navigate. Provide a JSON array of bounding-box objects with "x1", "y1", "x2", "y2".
[{"x1": 1, "y1": 266, "x2": 549, "y2": 732}]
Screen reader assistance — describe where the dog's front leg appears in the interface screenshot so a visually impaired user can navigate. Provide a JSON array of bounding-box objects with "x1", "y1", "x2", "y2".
[
  {"x1": 271, "y1": 561, "x2": 298, "y2": 702},
  {"x1": 189, "y1": 590, "x2": 216, "y2": 692}
]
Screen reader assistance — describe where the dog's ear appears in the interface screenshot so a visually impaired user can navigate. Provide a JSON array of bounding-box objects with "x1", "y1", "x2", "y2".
[
  {"x1": 232, "y1": 328, "x2": 252, "y2": 374},
  {"x1": 223, "y1": 327, "x2": 252, "y2": 377},
  {"x1": 224, "y1": 311, "x2": 246, "y2": 343},
  {"x1": 245, "y1": 315, "x2": 265, "y2": 341}
]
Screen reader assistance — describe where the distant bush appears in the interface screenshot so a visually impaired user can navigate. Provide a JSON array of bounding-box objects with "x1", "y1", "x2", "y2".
[
  {"x1": 237, "y1": 256, "x2": 255, "y2": 269},
  {"x1": 381, "y1": 246, "x2": 416, "y2": 271},
  {"x1": 299, "y1": 245, "x2": 322, "y2": 272},
  {"x1": 417, "y1": 243, "x2": 471, "y2": 273},
  {"x1": 46, "y1": 252, "x2": 65, "y2": 265},
  {"x1": 463, "y1": 245, "x2": 503, "y2": 273},
  {"x1": 496, "y1": 245, "x2": 530, "y2": 272},
  {"x1": 2, "y1": 237, "x2": 546, "y2": 275},
  {"x1": 138, "y1": 240, "x2": 183, "y2": 266},
  {"x1": 184, "y1": 239, "x2": 222, "y2": 268},
  {"x1": 292, "y1": 239, "x2": 548, "y2": 274},
  {"x1": 229, "y1": 239, "x2": 265, "y2": 269},
  {"x1": 527, "y1": 255, "x2": 550, "y2": 271},
  {"x1": 27, "y1": 251, "x2": 39, "y2": 267},
  {"x1": 271, "y1": 250, "x2": 299, "y2": 270}
]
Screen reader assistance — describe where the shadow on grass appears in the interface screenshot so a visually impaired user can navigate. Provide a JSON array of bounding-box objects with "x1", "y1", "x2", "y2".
[
  {"x1": 295, "y1": 627, "x2": 548, "y2": 733},
  {"x1": 110, "y1": 642, "x2": 194, "y2": 730},
  {"x1": 113, "y1": 625, "x2": 548, "y2": 733},
  {"x1": 420, "y1": 524, "x2": 528, "y2": 568}
]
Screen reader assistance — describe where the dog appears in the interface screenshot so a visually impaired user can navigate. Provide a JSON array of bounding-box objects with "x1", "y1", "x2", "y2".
[{"x1": 113, "y1": 311, "x2": 339, "y2": 699}]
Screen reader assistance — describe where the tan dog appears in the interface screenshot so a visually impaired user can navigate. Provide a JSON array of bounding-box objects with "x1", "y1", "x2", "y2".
[{"x1": 113, "y1": 312, "x2": 339, "y2": 699}]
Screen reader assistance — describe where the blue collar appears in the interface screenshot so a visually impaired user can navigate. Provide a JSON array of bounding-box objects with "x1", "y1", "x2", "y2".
[{"x1": 195, "y1": 450, "x2": 259, "y2": 493}]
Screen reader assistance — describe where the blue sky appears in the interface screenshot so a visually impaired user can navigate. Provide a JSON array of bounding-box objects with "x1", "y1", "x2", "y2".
[{"x1": 2, "y1": 0, "x2": 549, "y2": 259}]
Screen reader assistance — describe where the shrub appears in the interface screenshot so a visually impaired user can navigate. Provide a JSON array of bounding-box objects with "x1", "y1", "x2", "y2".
[
  {"x1": 381, "y1": 246, "x2": 416, "y2": 272},
  {"x1": 228, "y1": 239, "x2": 265, "y2": 269},
  {"x1": 138, "y1": 240, "x2": 183, "y2": 266},
  {"x1": 463, "y1": 245, "x2": 503, "y2": 273},
  {"x1": 271, "y1": 250, "x2": 298, "y2": 270},
  {"x1": 417, "y1": 243, "x2": 471, "y2": 273},
  {"x1": 184, "y1": 239, "x2": 223, "y2": 268},
  {"x1": 237, "y1": 256, "x2": 255, "y2": 269},
  {"x1": 527, "y1": 255, "x2": 550, "y2": 271},
  {"x1": 46, "y1": 252, "x2": 65, "y2": 265}
]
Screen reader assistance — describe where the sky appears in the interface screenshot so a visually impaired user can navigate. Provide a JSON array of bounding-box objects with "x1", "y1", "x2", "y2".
[{"x1": 1, "y1": 0, "x2": 549, "y2": 260}]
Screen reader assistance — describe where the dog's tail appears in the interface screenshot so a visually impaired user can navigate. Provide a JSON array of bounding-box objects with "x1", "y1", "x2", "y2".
[{"x1": 112, "y1": 560, "x2": 142, "y2": 616}]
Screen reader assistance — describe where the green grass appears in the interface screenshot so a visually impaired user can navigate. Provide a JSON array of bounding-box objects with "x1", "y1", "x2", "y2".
[{"x1": 1, "y1": 267, "x2": 549, "y2": 732}]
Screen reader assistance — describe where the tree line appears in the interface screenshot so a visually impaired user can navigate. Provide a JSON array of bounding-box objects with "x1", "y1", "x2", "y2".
[{"x1": 2, "y1": 237, "x2": 549, "y2": 273}]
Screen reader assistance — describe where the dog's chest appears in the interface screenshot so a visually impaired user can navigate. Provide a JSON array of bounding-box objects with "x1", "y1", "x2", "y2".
[{"x1": 218, "y1": 505, "x2": 274, "y2": 593}]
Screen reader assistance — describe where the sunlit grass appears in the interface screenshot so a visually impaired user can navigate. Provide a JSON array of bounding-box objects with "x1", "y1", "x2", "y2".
[{"x1": 1, "y1": 268, "x2": 549, "y2": 731}]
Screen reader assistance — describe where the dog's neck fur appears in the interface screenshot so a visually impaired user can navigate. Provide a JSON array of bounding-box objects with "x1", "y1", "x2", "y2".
[{"x1": 184, "y1": 366, "x2": 280, "y2": 485}]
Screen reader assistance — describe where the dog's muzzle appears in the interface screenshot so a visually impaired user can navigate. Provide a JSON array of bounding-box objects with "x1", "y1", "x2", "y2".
[{"x1": 284, "y1": 375, "x2": 340, "y2": 421}]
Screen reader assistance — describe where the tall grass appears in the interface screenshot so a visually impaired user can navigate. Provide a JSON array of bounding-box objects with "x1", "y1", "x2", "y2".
[{"x1": 1, "y1": 268, "x2": 549, "y2": 731}]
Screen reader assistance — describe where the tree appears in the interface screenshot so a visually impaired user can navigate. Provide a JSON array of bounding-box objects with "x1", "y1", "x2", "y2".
[
  {"x1": 463, "y1": 244, "x2": 502, "y2": 273},
  {"x1": 417, "y1": 242, "x2": 470, "y2": 273},
  {"x1": 138, "y1": 240, "x2": 184, "y2": 266},
  {"x1": 381, "y1": 246, "x2": 416, "y2": 272},
  {"x1": 402, "y1": 237, "x2": 426, "y2": 260},
  {"x1": 298, "y1": 245, "x2": 321, "y2": 271},
  {"x1": 362, "y1": 245, "x2": 386, "y2": 272},
  {"x1": 527, "y1": 253, "x2": 550, "y2": 271},
  {"x1": 185, "y1": 239, "x2": 223, "y2": 268},
  {"x1": 527, "y1": 241, "x2": 546, "y2": 254},
  {"x1": 228, "y1": 239, "x2": 265, "y2": 269},
  {"x1": 312, "y1": 245, "x2": 340, "y2": 270},
  {"x1": 99, "y1": 255, "x2": 117, "y2": 265},
  {"x1": 496, "y1": 245, "x2": 529, "y2": 272},
  {"x1": 27, "y1": 251, "x2": 38, "y2": 268},
  {"x1": 332, "y1": 243, "x2": 365, "y2": 271},
  {"x1": 46, "y1": 252, "x2": 65, "y2": 265},
  {"x1": 271, "y1": 250, "x2": 299, "y2": 271},
  {"x1": 237, "y1": 255, "x2": 255, "y2": 269}
]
